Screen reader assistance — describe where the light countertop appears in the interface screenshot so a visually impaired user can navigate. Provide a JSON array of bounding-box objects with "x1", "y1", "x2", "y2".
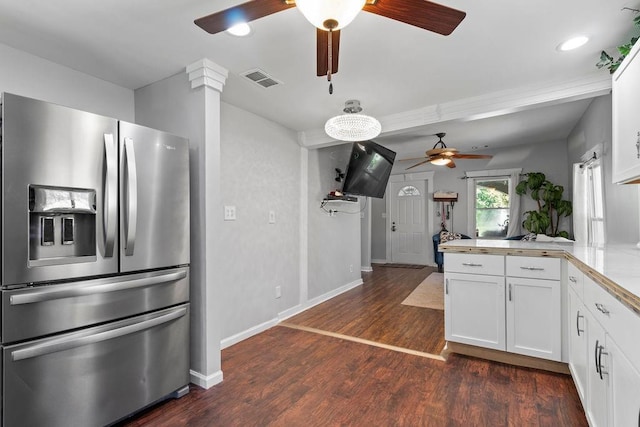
[{"x1": 439, "y1": 239, "x2": 640, "y2": 316}]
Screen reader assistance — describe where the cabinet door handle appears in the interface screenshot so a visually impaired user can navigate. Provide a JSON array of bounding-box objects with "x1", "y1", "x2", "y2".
[
  {"x1": 462, "y1": 262, "x2": 483, "y2": 267},
  {"x1": 569, "y1": 275, "x2": 577, "y2": 283},
  {"x1": 445, "y1": 278, "x2": 449, "y2": 295},
  {"x1": 508, "y1": 283, "x2": 512, "y2": 301},
  {"x1": 595, "y1": 339, "x2": 601, "y2": 375},
  {"x1": 520, "y1": 266, "x2": 544, "y2": 271},
  {"x1": 576, "y1": 311, "x2": 584, "y2": 336},
  {"x1": 595, "y1": 303, "x2": 610, "y2": 315},
  {"x1": 598, "y1": 344, "x2": 608, "y2": 380}
]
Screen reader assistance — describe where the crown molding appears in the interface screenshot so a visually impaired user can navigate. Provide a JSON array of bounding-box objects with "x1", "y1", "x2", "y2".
[{"x1": 297, "y1": 73, "x2": 611, "y2": 149}]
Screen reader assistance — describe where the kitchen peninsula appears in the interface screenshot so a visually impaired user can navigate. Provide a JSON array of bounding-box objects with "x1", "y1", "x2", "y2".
[{"x1": 439, "y1": 238, "x2": 640, "y2": 427}]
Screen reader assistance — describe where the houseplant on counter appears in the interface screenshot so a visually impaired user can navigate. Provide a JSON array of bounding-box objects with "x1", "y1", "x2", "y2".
[{"x1": 516, "y1": 172, "x2": 572, "y2": 238}]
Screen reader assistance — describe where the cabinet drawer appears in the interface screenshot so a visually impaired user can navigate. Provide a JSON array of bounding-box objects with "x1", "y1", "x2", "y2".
[
  {"x1": 567, "y1": 261, "x2": 584, "y2": 299},
  {"x1": 506, "y1": 256, "x2": 560, "y2": 280},
  {"x1": 584, "y1": 275, "x2": 640, "y2": 372},
  {"x1": 444, "y1": 253, "x2": 504, "y2": 276}
]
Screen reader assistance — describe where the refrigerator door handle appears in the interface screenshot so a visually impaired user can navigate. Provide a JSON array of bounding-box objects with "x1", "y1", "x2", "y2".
[
  {"x1": 103, "y1": 133, "x2": 118, "y2": 257},
  {"x1": 124, "y1": 137, "x2": 138, "y2": 256},
  {"x1": 10, "y1": 306, "x2": 187, "y2": 362},
  {"x1": 9, "y1": 269, "x2": 187, "y2": 305}
]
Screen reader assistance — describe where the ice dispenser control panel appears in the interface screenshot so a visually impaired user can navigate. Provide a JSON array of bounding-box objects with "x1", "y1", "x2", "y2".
[{"x1": 29, "y1": 185, "x2": 97, "y2": 266}]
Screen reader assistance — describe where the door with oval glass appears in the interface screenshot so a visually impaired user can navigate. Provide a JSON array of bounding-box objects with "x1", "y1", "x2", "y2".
[{"x1": 389, "y1": 180, "x2": 427, "y2": 264}]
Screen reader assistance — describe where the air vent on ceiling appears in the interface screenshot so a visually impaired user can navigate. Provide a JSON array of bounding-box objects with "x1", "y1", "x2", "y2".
[{"x1": 241, "y1": 68, "x2": 282, "y2": 89}]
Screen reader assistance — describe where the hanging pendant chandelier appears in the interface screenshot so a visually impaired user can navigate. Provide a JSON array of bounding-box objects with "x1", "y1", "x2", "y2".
[{"x1": 325, "y1": 100, "x2": 382, "y2": 142}]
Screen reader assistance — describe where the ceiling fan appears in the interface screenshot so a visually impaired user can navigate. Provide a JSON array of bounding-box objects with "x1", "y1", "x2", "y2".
[
  {"x1": 400, "y1": 133, "x2": 493, "y2": 169},
  {"x1": 194, "y1": 0, "x2": 466, "y2": 91}
]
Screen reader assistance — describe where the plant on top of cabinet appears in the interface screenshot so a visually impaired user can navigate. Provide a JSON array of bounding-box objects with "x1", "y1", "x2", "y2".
[
  {"x1": 516, "y1": 172, "x2": 572, "y2": 238},
  {"x1": 596, "y1": 13, "x2": 640, "y2": 74}
]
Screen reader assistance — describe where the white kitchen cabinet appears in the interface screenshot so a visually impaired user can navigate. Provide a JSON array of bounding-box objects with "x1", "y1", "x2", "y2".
[
  {"x1": 444, "y1": 272, "x2": 506, "y2": 350},
  {"x1": 608, "y1": 337, "x2": 640, "y2": 427},
  {"x1": 568, "y1": 286, "x2": 588, "y2": 405},
  {"x1": 586, "y1": 309, "x2": 609, "y2": 427},
  {"x1": 506, "y1": 276, "x2": 561, "y2": 360},
  {"x1": 444, "y1": 254, "x2": 562, "y2": 361},
  {"x1": 612, "y1": 38, "x2": 640, "y2": 184}
]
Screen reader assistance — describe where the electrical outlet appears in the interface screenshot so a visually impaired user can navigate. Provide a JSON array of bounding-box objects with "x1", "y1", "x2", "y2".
[
  {"x1": 224, "y1": 205, "x2": 236, "y2": 221},
  {"x1": 269, "y1": 210, "x2": 276, "y2": 224},
  {"x1": 275, "y1": 286, "x2": 281, "y2": 299},
  {"x1": 349, "y1": 264, "x2": 353, "y2": 273}
]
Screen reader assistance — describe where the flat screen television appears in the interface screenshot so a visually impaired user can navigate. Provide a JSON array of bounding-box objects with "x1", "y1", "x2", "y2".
[{"x1": 341, "y1": 140, "x2": 396, "y2": 199}]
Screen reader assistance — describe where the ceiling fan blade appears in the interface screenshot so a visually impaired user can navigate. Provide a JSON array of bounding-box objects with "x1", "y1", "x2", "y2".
[
  {"x1": 398, "y1": 156, "x2": 430, "y2": 162},
  {"x1": 446, "y1": 160, "x2": 457, "y2": 168},
  {"x1": 406, "y1": 159, "x2": 431, "y2": 170},
  {"x1": 195, "y1": 0, "x2": 294, "y2": 34},
  {"x1": 364, "y1": 0, "x2": 466, "y2": 36},
  {"x1": 317, "y1": 29, "x2": 340, "y2": 76},
  {"x1": 452, "y1": 154, "x2": 493, "y2": 159}
]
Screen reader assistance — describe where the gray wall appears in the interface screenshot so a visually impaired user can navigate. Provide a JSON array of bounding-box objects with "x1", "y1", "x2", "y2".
[
  {"x1": 219, "y1": 102, "x2": 301, "y2": 338},
  {"x1": 0, "y1": 42, "x2": 133, "y2": 120},
  {"x1": 308, "y1": 145, "x2": 362, "y2": 299},
  {"x1": 567, "y1": 94, "x2": 640, "y2": 243}
]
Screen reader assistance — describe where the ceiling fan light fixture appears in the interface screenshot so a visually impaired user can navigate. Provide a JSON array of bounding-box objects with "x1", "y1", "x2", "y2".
[
  {"x1": 226, "y1": 22, "x2": 251, "y2": 37},
  {"x1": 295, "y1": 0, "x2": 366, "y2": 30},
  {"x1": 325, "y1": 100, "x2": 381, "y2": 141},
  {"x1": 430, "y1": 157, "x2": 452, "y2": 166}
]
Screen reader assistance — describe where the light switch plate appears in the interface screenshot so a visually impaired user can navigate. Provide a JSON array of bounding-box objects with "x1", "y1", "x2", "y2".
[
  {"x1": 224, "y1": 205, "x2": 236, "y2": 221},
  {"x1": 268, "y1": 210, "x2": 276, "y2": 224}
]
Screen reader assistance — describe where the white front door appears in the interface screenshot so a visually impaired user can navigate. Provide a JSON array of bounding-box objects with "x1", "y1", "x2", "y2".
[{"x1": 389, "y1": 180, "x2": 427, "y2": 264}]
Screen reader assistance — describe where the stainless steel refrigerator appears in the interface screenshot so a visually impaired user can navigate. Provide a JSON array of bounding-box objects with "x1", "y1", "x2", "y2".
[{"x1": 0, "y1": 93, "x2": 191, "y2": 426}]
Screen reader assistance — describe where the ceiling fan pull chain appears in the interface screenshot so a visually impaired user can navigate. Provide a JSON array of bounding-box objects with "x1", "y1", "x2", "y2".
[{"x1": 327, "y1": 29, "x2": 333, "y2": 94}]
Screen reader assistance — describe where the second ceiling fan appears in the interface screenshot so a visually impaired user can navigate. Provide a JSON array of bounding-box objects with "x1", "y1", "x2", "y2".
[
  {"x1": 400, "y1": 133, "x2": 493, "y2": 169},
  {"x1": 194, "y1": 0, "x2": 466, "y2": 90}
]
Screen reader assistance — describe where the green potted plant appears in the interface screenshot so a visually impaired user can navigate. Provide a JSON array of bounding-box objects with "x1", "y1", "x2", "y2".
[
  {"x1": 515, "y1": 172, "x2": 572, "y2": 238},
  {"x1": 596, "y1": 14, "x2": 640, "y2": 74}
]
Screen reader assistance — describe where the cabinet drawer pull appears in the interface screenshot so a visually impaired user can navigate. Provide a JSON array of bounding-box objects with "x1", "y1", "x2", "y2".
[
  {"x1": 569, "y1": 275, "x2": 577, "y2": 283},
  {"x1": 595, "y1": 303, "x2": 610, "y2": 315},
  {"x1": 520, "y1": 266, "x2": 545, "y2": 271},
  {"x1": 462, "y1": 262, "x2": 483, "y2": 267}
]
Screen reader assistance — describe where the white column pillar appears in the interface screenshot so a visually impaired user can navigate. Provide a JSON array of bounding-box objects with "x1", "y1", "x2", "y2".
[{"x1": 186, "y1": 59, "x2": 228, "y2": 389}]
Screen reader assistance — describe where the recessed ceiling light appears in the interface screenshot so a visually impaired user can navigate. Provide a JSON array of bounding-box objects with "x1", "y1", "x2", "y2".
[
  {"x1": 557, "y1": 36, "x2": 589, "y2": 51},
  {"x1": 227, "y1": 23, "x2": 251, "y2": 37}
]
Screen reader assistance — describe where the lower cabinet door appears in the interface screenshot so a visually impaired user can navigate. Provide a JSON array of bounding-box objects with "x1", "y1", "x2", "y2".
[
  {"x1": 445, "y1": 272, "x2": 505, "y2": 350},
  {"x1": 568, "y1": 287, "x2": 588, "y2": 404},
  {"x1": 506, "y1": 277, "x2": 561, "y2": 361},
  {"x1": 608, "y1": 337, "x2": 640, "y2": 427},
  {"x1": 586, "y1": 312, "x2": 609, "y2": 427},
  {"x1": 3, "y1": 304, "x2": 190, "y2": 427}
]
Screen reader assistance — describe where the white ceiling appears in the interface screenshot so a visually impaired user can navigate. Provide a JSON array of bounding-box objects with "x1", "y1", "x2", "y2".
[{"x1": 0, "y1": 0, "x2": 638, "y2": 157}]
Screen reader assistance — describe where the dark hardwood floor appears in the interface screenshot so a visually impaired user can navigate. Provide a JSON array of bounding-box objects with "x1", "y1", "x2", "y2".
[
  {"x1": 120, "y1": 264, "x2": 588, "y2": 427},
  {"x1": 283, "y1": 264, "x2": 445, "y2": 356}
]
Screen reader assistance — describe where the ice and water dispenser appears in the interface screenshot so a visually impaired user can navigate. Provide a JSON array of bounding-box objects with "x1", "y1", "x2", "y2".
[{"x1": 29, "y1": 185, "x2": 97, "y2": 266}]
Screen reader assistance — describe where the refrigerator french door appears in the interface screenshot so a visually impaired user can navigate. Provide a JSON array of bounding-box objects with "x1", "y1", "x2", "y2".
[{"x1": 1, "y1": 93, "x2": 191, "y2": 427}]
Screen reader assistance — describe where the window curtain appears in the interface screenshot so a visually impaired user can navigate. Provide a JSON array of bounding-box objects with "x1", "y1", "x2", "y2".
[
  {"x1": 506, "y1": 170, "x2": 521, "y2": 238},
  {"x1": 572, "y1": 163, "x2": 588, "y2": 244}
]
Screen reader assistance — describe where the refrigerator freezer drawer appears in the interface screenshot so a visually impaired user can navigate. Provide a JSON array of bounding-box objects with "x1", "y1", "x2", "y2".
[
  {"x1": 2, "y1": 267, "x2": 189, "y2": 343},
  {"x1": 3, "y1": 304, "x2": 190, "y2": 427}
]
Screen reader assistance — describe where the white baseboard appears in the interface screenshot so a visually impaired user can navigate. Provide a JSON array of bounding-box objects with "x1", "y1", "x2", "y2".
[
  {"x1": 190, "y1": 369, "x2": 223, "y2": 389},
  {"x1": 371, "y1": 258, "x2": 387, "y2": 264},
  {"x1": 278, "y1": 277, "x2": 363, "y2": 322},
  {"x1": 361, "y1": 266, "x2": 373, "y2": 272},
  {"x1": 218, "y1": 278, "x2": 364, "y2": 354},
  {"x1": 221, "y1": 318, "x2": 279, "y2": 350}
]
